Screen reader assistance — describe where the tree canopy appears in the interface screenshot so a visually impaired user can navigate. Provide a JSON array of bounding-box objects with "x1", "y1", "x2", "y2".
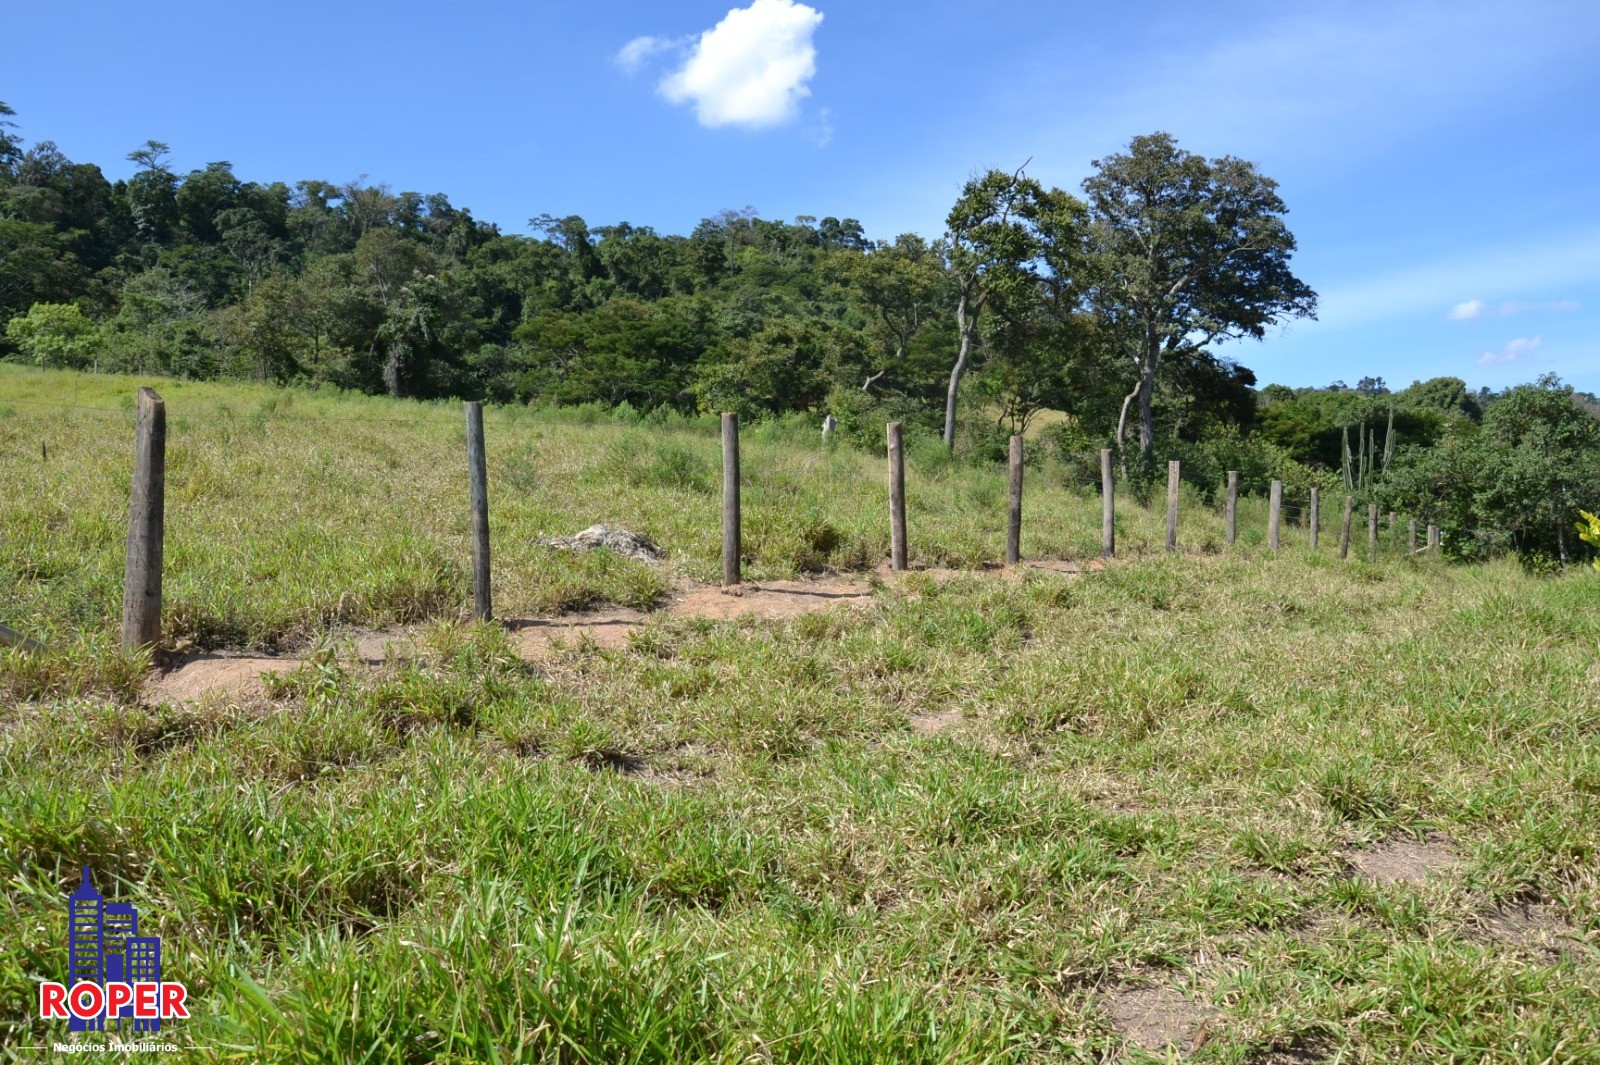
[{"x1": 1, "y1": 102, "x2": 1594, "y2": 566}]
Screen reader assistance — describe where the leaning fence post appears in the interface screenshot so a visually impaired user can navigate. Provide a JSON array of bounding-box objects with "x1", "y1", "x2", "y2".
[
  {"x1": 1368, "y1": 504, "x2": 1379, "y2": 562},
  {"x1": 0, "y1": 624, "x2": 46, "y2": 654},
  {"x1": 1100, "y1": 448, "x2": 1115, "y2": 559},
  {"x1": 1006, "y1": 434, "x2": 1024, "y2": 565},
  {"x1": 1166, "y1": 460, "x2": 1180, "y2": 553},
  {"x1": 887, "y1": 422, "x2": 907, "y2": 571},
  {"x1": 1225, "y1": 470, "x2": 1239, "y2": 547},
  {"x1": 121, "y1": 387, "x2": 166, "y2": 653},
  {"x1": 1339, "y1": 495, "x2": 1353, "y2": 559},
  {"x1": 1269, "y1": 479, "x2": 1283, "y2": 551},
  {"x1": 1309, "y1": 487, "x2": 1320, "y2": 549},
  {"x1": 465, "y1": 401, "x2": 492, "y2": 620},
  {"x1": 722, "y1": 412, "x2": 741, "y2": 586}
]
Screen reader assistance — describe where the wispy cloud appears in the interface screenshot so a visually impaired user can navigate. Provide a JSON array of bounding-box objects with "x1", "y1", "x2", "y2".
[
  {"x1": 1447, "y1": 298, "x2": 1581, "y2": 321},
  {"x1": 1311, "y1": 227, "x2": 1600, "y2": 330},
  {"x1": 638, "y1": 0, "x2": 824, "y2": 130},
  {"x1": 1477, "y1": 336, "x2": 1541, "y2": 366},
  {"x1": 615, "y1": 35, "x2": 687, "y2": 73}
]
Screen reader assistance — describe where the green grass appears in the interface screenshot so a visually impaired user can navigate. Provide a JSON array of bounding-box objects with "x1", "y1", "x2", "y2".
[{"x1": 3, "y1": 366, "x2": 1598, "y2": 1062}]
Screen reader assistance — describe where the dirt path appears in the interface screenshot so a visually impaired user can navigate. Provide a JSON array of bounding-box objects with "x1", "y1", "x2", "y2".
[{"x1": 144, "y1": 562, "x2": 1085, "y2": 703}]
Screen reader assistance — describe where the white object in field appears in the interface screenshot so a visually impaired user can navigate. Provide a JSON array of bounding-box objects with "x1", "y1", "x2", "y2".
[{"x1": 822, "y1": 414, "x2": 837, "y2": 442}]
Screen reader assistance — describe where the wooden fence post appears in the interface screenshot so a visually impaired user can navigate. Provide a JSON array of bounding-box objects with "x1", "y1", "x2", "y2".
[
  {"x1": 1409, "y1": 518, "x2": 1418, "y2": 554},
  {"x1": 464, "y1": 401, "x2": 492, "y2": 620},
  {"x1": 0, "y1": 624, "x2": 46, "y2": 654},
  {"x1": 1225, "y1": 470, "x2": 1239, "y2": 547},
  {"x1": 1101, "y1": 448, "x2": 1115, "y2": 559},
  {"x1": 1309, "y1": 487, "x2": 1320, "y2": 549},
  {"x1": 1428, "y1": 524, "x2": 1439, "y2": 551},
  {"x1": 888, "y1": 422, "x2": 907, "y2": 571},
  {"x1": 1339, "y1": 495, "x2": 1353, "y2": 559},
  {"x1": 121, "y1": 387, "x2": 166, "y2": 653},
  {"x1": 1269, "y1": 479, "x2": 1283, "y2": 551},
  {"x1": 1166, "y1": 460, "x2": 1180, "y2": 553},
  {"x1": 1006, "y1": 434, "x2": 1023, "y2": 565},
  {"x1": 1368, "y1": 503, "x2": 1378, "y2": 561},
  {"x1": 722, "y1": 412, "x2": 741, "y2": 586}
]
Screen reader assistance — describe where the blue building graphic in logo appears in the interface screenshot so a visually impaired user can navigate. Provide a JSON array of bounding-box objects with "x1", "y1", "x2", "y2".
[{"x1": 65, "y1": 867, "x2": 165, "y2": 1033}]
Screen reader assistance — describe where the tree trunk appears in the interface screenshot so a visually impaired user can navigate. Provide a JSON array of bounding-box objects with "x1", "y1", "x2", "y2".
[
  {"x1": 943, "y1": 290, "x2": 976, "y2": 450},
  {"x1": 1137, "y1": 324, "x2": 1159, "y2": 460}
]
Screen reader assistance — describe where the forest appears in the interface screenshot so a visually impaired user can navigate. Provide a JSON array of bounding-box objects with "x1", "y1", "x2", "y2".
[{"x1": 2, "y1": 99, "x2": 1596, "y2": 566}]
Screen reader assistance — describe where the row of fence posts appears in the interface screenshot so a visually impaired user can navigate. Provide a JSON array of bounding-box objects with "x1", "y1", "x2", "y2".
[{"x1": 97, "y1": 393, "x2": 1444, "y2": 655}]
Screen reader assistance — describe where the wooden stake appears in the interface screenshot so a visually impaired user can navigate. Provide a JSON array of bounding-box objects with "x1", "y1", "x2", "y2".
[
  {"x1": 0, "y1": 623, "x2": 46, "y2": 654},
  {"x1": 1166, "y1": 460, "x2": 1180, "y2": 554},
  {"x1": 1269, "y1": 479, "x2": 1283, "y2": 551},
  {"x1": 1428, "y1": 523, "x2": 1439, "y2": 551},
  {"x1": 888, "y1": 422, "x2": 907, "y2": 571},
  {"x1": 465, "y1": 401, "x2": 492, "y2": 620},
  {"x1": 722, "y1": 412, "x2": 741, "y2": 586},
  {"x1": 1409, "y1": 518, "x2": 1418, "y2": 554},
  {"x1": 1368, "y1": 503, "x2": 1379, "y2": 561},
  {"x1": 1225, "y1": 470, "x2": 1239, "y2": 546},
  {"x1": 1006, "y1": 434, "x2": 1023, "y2": 565},
  {"x1": 121, "y1": 387, "x2": 165, "y2": 653},
  {"x1": 1339, "y1": 495, "x2": 1353, "y2": 559},
  {"x1": 1309, "y1": 487, "x2": 1320, "y2": 549},
  {"x1": 1101, "y1": 448, "x2": 1115, "y2": 559}
]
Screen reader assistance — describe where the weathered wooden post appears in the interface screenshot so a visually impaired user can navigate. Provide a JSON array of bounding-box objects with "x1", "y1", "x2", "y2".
[
  {"x1": 1, "y1": 624, "x2": 46, "y2": 654},
  {"x1": 722, "y1": 412, "x2": 741, "y2": 586},
  {"x1": 1006, "y1": 434, "x2": 1024, "y2": 565},
  {"x1": 1166, "y1": 460, "x2": 1180, "y2": 554},
  {"x1": 1409, "y1": 518, "x2": 1418, "y2": 554},
  {"x1": 1367, "y1": 503, "x2": 1379, "y2": 561},
  {"x1": 1309, "y1": 487, "x2": 1320, "y2": 549},
  {"x1": 1269, "y1": 479, "x2": 1283, "y2": 551},
  {"x1": 1428, "y1": 523, "x2": 1439, "y2": 551},
  {"x1": 1100, "y1": 448, "x2": 1115, "y2": 559},
  {"x1": 121, "y1": 387, "x2": 166, "y2": 653},
  {"x1": 464, "y1": 401, "x2": 492, "y2": 620},
  {"x1": 1339, "y1": 495, "x2": 1353, "y2": 559},
  {"x1": 1225, "y1": 470, "x2": 1239, "y2": 547},
  {"x1": 888, "y1": 422, "x2": 907, "y2": 571}
]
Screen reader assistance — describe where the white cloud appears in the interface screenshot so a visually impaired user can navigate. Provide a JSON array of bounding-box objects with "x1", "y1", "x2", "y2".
[
  {"x1": 656, "y1": 0, "x2": 824, "y2": 129},
  {"x1": 1448, "y1": 297, "x2": 1582, "y2": 321},
  {"x1": 1313, "y1": 227, "x2": 1600, "y2": 330},
  {"x1": 616, "y1": 36, "x2": 678, "y2": 72},
  {"x1": 1496, "y1": 299, "x2": 1582, "y2": 316},
  {"x1": 1477, "y1": 336, "x2": 1541, "y2": 366}
]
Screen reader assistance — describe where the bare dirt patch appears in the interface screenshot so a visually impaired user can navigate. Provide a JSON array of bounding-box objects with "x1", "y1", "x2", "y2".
[
  {"x1": 1022, "y1": 559, "x2": 1088, "y2": 576},
  {"x1": 1105, "y1": 985, "x2": 1220, "y2": 1054},
  {"x1": 147, "y1": 576, "x2": 876, "y2": 697},
  {"x1": 667, "y1": 578, "x2": 872, "y2": 621},
  {"x1": 909, "y1": 708, "x2": 965, "y2": 736},
  {"x1": 512, "y1": 607, "x2": 648, "y2": 655},
  {"x1": 1348, "y1": 835, "x2": 1462, "y2": 885},
  {"x1": 1479, "y1": 902, "x2": 1583, "y2": 961},
  {"x1": 513, "y1": 577, "x2": 871, "y2": 656},
  {"x1": 146, "y1": 653, "x2": 300, "y2": 704}
]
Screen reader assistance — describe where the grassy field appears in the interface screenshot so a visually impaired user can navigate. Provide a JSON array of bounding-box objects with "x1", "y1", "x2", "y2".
[{"x1": 2, "y1": 366, "x2": 1598, "y2": 1062}]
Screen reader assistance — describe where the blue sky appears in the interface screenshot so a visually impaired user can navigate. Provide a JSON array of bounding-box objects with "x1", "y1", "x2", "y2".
[{"x1": 6, "y1": 0, "x2": 1600, "y2": 391}]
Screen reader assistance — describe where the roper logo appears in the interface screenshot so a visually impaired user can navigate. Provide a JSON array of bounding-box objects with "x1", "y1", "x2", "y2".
[{"x1": 37, "y1": 867, "x2": 189, "y2": 1032}]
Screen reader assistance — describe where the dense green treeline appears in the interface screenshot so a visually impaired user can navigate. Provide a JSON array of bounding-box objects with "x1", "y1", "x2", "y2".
[{"x1": 2, "y1": 101, "x2": 1597, "y2": 564}]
